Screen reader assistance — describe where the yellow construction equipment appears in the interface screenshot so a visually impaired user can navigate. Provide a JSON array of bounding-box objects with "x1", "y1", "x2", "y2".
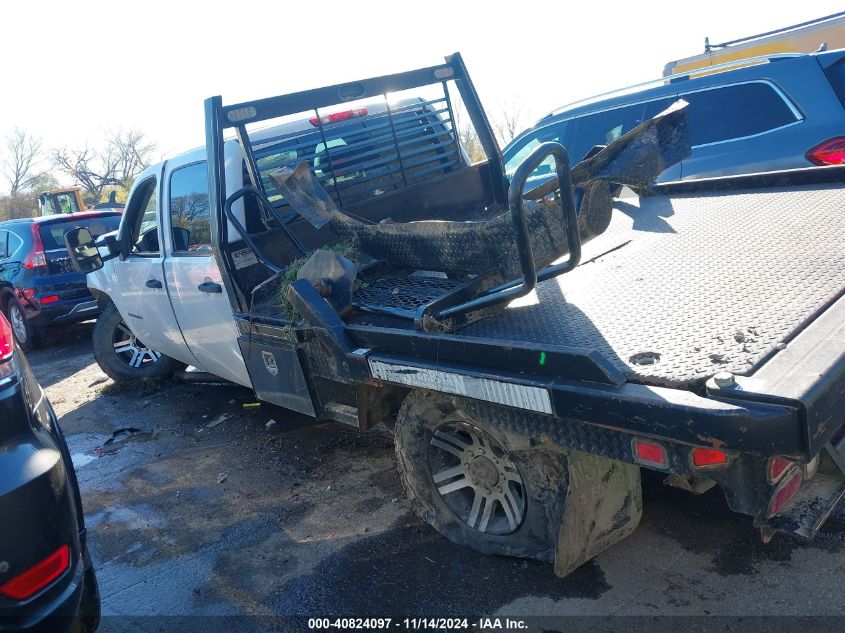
[
  {"x1": 664, "y1": 11, "x2": 845, "y2": 77},
  {"x1": 37, "y1": 187, "x2": 88, "y2": 216}
]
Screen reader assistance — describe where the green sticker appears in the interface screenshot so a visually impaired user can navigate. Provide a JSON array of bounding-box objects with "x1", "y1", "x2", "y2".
[{"x1": 539, "y1": 352, "x2": 546, "y2": 366}]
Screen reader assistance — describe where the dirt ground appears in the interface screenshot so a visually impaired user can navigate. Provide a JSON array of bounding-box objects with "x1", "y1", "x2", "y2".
[{"x1": 27, "y1": 322, "x2": 845, "y2": 632}]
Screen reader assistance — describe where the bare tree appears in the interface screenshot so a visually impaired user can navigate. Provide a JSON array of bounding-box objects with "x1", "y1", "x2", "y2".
[
  {"x1": 452, "y1": 94, "x2": 528, "y2": 164},
  {"x1": 53, "y1": 129, "x2": 157, "y2": 204},
  {"x1": 1, "y1": 128, "x2": 43, "y2": 195},
  {"x1": 492, "y1": 96, "x2": 527, "y2": 147},
  {"x1": 453, "y1": 102, "x2": 486, "y2": 164}
]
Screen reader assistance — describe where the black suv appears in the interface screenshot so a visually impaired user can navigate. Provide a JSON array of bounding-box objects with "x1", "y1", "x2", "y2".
[
  {"x1": 0, "y1": 312, "x2": 99, "y2": 631},
  {"x1": 0, "y1": 212, "x2": 121, "y2": 349}
]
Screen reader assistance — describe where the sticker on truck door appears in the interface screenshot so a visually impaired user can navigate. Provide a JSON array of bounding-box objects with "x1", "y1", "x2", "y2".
[
  {"x1": 232, "y1": 247, "x2": 259, "y2": 270},
  {"x1": 262, "y1": 351, "x2": 278, "y2": 376}
]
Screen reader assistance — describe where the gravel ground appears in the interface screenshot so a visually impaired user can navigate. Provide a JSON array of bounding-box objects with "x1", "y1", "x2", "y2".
[{"x1": 26, "y1": 322, "x2": 845, "y2": 631}]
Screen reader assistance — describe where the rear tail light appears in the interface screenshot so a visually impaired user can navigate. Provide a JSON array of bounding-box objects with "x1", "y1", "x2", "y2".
[
  {"x1": 768, "y1": 456, "x2": 794, "y2": 484},
  {"x1": 0, "y1": 313, "x2": 16, "y2": 381},
  {"x1": 22, "y1": 224, "x2": 47, "y2": 270},
  {"x1": 0, "y1": 312, "x2": 13, "y2": 362},
  {"x1": 806, "y1": 137, "x2": 845, "y2": 165},
  {"x1": 39, "y1": 294, "x2": 59, "y2": 305},
  {"x1": 633, "y1": 439, "x2": 668, "y2": 468},
  {"x1": 309, "y1": 107, "x2": 368, "y2": 126},
  {"x1": 767, "y1": 469, "x2": 802, "y2": 518},
  {"x1": 692, "y1": 447, "x2": 728, "y2": 468},
  {"x1": 0, "y1": 544, "x2": 70, "y2": 601}
]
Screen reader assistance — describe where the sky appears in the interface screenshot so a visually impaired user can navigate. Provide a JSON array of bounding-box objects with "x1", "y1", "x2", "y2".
[{"x1": 1, "y1": 1, "x2": 843, "y2": 168}]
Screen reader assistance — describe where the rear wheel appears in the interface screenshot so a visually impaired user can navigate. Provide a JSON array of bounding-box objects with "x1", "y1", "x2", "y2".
[
  {"x1": 394, "y1": 391, "x2": 568, "y2": 563},
  {"x1": 93, "y1": 303, "x2": 185, "y2": 382},
  {"x1": 3, "y1": 295, "x2": 38, "y2": 351}
]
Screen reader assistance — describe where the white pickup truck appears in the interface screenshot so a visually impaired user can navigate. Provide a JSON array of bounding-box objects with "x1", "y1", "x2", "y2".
[
  {"x1": 66, "y1": 54, "x2": 845, "y2": 579},
  {"x1": 82, "y1": 96, "x2": 458, "y2": 386}
]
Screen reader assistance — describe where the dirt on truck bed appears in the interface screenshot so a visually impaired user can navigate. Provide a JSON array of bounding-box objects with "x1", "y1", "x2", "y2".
[{"x1": 30, "y1": 324, "x2": 845, "y2": 629}]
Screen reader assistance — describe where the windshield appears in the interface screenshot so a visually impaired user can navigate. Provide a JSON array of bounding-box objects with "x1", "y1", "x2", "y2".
[
  {"x1": 503, "y1": 120, "x2": 570, "y2": 180},
  {"x1": 40, "y1": 191, "x2": 83, "y2": 215}
]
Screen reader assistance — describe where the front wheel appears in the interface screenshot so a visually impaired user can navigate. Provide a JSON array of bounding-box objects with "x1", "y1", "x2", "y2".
[
  {"x1": 394, "y1": 391, "x2": 568, "y2": 564},
  {"x1": 93, "y1": 303, "x2": 185, "y2": 382}
]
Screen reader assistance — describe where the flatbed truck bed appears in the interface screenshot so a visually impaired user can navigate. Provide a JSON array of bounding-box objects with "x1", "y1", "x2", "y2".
[{"x1": 201, "y1": 55, "x2": 845, "y2": 576}]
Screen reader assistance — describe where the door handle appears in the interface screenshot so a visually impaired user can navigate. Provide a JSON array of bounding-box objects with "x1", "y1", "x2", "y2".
[
  {"x1": 198, "y1": 280, "x2": 223, "y2": 294},
  {"x1": 145, "y1": 279, "x2": 163, "y2": 289}
]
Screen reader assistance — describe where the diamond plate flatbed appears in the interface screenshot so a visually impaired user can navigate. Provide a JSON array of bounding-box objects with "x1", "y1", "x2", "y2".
[{"x1": 457, "y1": 182, "x2": 845, "y2": 388}]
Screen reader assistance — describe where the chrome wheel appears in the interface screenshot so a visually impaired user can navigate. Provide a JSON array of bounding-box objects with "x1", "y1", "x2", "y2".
[
  {"x1": 112, "y1": 321, "x2": 161, "y2": 368},
  {"x1": 9, "y1": 304, "x2": 27, "y2": 344},
  {"x1": 428, "y1": 422, "x2": 526, "y2": 535}
]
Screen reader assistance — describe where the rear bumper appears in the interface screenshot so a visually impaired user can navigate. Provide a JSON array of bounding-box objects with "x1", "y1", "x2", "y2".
[
  {"x1": 0, "y1": 568, "x2": 85, "y2": 633},
  {"x1": 0, "y1": 372, "x2": 89, "y2": 631},
  {"x1": 26, "y1": 299, "x2": 99, "y2": 328}
]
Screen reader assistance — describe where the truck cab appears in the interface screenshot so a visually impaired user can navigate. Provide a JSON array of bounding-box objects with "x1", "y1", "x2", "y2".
[
  {"x1": 82, "y1": 95, "x2": 464, "y2": 386},
  {"x1": 84, "y1": 151, "x2": 250, "y2": 385}
]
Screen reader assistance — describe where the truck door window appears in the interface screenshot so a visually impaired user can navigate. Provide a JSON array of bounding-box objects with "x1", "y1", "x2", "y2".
[
  {"x1": 169, "y1": 162, "x2": 212, "y2": 254},
  {"x1": 0, "y1": 231, "x2": 7, "y2": 259},
  {"x1": 126, "y1": 178, "x2": 160, "y2": 256}
]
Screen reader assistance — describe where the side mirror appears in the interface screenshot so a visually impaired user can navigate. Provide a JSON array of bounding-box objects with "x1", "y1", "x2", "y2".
[
  {"x1": 97, "y1": 232, "x2": 121, "y2": 256},
  {"x1": 64, "y1": 227, "x2": 104, "y2": 274}
]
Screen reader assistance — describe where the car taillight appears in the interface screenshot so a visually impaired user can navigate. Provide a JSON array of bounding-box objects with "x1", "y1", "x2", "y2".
[
  {"x1": 310, "y1": 107, "x2": 368, "y2": 126},
  {"x1": 0, "y1": 313, "x2": 16, "y2": 381},
  {"x1": 633, "y1": 439, "x2": 668, "y2": 468},
  {"x1": 22, "y1": 224, "x2": 47, "y2": 270},
  {"x1": 39, "y1": 294, "x2": 60, "y2": 305},
  {"x1": 768, "y1": 469, "x2": 802, "y2": 518},
  {"x1": 0, "y1": 312, "x2": 13, "y2": 362},
  {"x1": 0, "y1": 544, "x2": 70, "y2": 601},
  {"x1": 805, "y1": 137, "x2": 845, "y2": 165}
]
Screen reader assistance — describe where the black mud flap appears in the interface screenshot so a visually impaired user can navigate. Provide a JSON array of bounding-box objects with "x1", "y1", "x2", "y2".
[
  {"x1": 237, "y1": 337, "x2": 316, "y2": 417},
  {"x1": 554, "y1": 452, "x2": 642, "y2": 578}
]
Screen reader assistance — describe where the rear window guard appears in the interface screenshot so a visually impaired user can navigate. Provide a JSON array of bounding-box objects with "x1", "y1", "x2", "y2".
[{"x1": 207, "y1": 53, "x2": 583, "y2": 327}]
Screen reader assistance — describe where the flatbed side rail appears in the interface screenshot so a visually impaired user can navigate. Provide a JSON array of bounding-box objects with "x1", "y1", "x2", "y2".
[{"x1": 361, "y1": 351, "x2": 802, "y2": 456}]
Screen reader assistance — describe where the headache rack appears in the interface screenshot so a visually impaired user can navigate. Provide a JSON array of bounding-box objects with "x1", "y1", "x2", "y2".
[
  {"x1": 205, "y1": 53, "x2": 582, "y2": 330},
  {"x1": 250, "y1": 95, "x2": 464, "y2": 213}
]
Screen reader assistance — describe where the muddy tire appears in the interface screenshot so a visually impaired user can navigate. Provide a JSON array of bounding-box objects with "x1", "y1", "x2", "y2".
[
  {"x1": 3, "y1": 295, "x2": 38, "y2": 351},
  {"x1": 93, "y1": 303, "x2": 185, "y2": 382},
  {"x1": 394, "y1": 391, "x2": 568, "y2": 563}
]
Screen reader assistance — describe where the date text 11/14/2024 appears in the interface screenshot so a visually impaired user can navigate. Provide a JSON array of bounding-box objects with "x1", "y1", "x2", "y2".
[{"x1": 307, "y1": 618, "x2": 529, "y2": 630}]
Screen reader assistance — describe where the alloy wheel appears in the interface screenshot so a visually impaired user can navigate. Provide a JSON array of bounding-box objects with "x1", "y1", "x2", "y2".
[
  {"x1": 428, "y1": 422, "x2": 526, "y2": 535},
  {"x1": 112, "y1": 321, "x2": 161, "y2": 369},
  {"x1": 9, "y1": 304, "x2": 27, "y2": 345}
]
